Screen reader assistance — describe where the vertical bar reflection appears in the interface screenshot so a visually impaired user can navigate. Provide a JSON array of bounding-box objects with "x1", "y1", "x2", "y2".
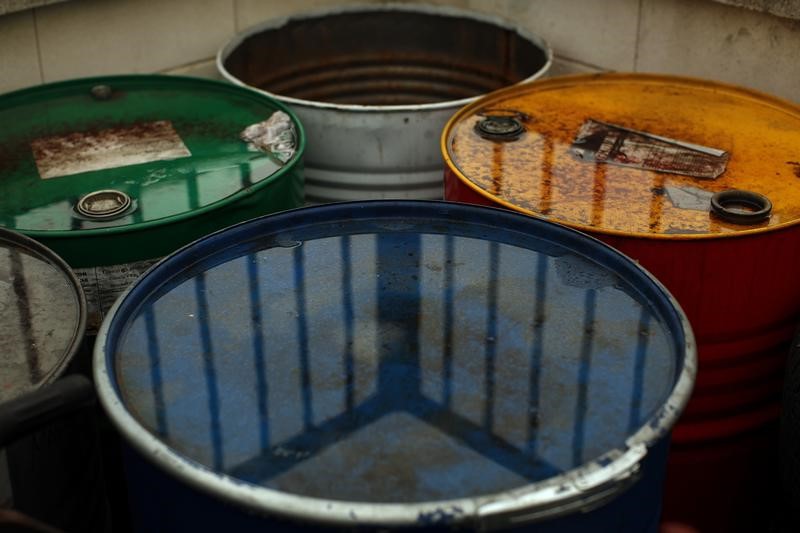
[
  {"x1": 194, "y1": 272, "x2": 224, "y2": 470},
  {"x1": 527, "y1": 254, "x2": 548, "y2": 454},
  {"x1": 143, "y1": 304, "x2": 168, "y2": 436},
  {"x1": 573, "y1": 289, "x2": 596, "y2": 466},
  {"x1": 293, "y1": 246, "x2": 314, "y2": 429},
  {"x1": 484, "y1": 241, "x2": 499, "y2": 431},
  {"x1": 340, "y1": 236, "x2": 355, "y2": 412},
  {"x1": 247, "y1": 253, "x2": 270, "y2": 451},
  {"x1": 9, "y1": 249, "x2": 42, "y2": 384},
  {"x1": 442, "y1": 235, "x2": 455, "y2": 408},
  {"x1": 629, "y1": 307, "x2": 652, "y2": 431}
]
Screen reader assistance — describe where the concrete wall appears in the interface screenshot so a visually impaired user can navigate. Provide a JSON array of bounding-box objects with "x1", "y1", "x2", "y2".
[{"x1": 1, "y1": 0, "x2": 798, "y2": 103}]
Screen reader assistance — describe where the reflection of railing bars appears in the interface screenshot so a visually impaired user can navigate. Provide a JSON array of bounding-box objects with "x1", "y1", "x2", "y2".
[
  {"x1": 235, "y1": 233, "x2": 562, "y2": 485},
  {"x1": 574, "y1": 289, "x2": 596, "y2": 466},
  {"x1": 630, "y1": 308, "x2": 651, "y2": 433},
  {"x1": 143, "y1": 305, "x2": 167, "y2": 436},
  {"x1": 9, "y1": 248, "x2": 42, "y2": 383},
  {"x1": 141, "y1": 231, "x2": 657, "y2": 490},
  {"x1": 194, "y1": 273, "x2": 224, "y2": 471},
  {"x1": 293, "y1": 246, "x2": 314, "y2": 431},
  {"x1": 527, "y1": 253, "x2": 548, "y2": 456},
  {"x1": 247, "y1": 253, "x2": 270, "y2": 453}
]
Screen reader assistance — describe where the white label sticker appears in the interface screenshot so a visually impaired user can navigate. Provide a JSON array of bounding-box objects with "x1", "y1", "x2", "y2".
[
  {"x1": 74, "y1": 257, "x2": 161, "y2": 333},
  {"x1": 31, "y1": 120, "x2": 191, "y2": 180}
]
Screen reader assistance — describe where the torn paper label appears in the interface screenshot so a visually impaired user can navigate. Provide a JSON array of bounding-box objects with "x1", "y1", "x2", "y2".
[
  {"x1": 240, "y1": 111, "x2": 297, "y2": 163},
  {"x1": 74, "y1": 257, "x2": 162, "y2": 333},
  {"x1": 32, "y1": 120, "x2": 191, "y2": 180},
  {"x1": 665, "y1": 186, "x2": 713, "y2": 211},
  {"x1": 570, "y1": 119, "x2": 729, "y2": 179}
]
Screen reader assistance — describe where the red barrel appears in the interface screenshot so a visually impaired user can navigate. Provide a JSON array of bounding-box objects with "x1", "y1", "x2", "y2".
[{"x1": 441, "y1": 73, "x2": 800, "y2": 532}]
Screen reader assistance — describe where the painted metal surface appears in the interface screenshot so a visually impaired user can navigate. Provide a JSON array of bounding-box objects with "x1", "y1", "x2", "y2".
[
  {"x1": 95, "y1": 201, "x2": 695, "y2": 531},
  {"x1": 442, "y1": 72, "x2": 800, "y2": 532},
  {"x1": 0, "y1": 75, "x2": 305, "y2": 329},
  {"x1": 0, "y1": 228, "x2": 90, "y2": 529},
  {"x1": 0, "y1": 228, "x2": 85, "y2": 404},
  {"x1": 217, "y1": 4, "x2": 551, "y2": 203}
]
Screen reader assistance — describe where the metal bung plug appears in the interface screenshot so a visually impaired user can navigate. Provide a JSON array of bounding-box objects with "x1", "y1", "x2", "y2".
[
  {"x1": 76, "y1": 190, "x2": 132, "y2": 220},
  {"x1": 91, "y1": 85, "x2": 112, "y2": 101},
  {"x1": 710, "y1": 189, "x2": 772, "y2": 224},
  {"x1": 476, "y1": 115, "x2": 524, "y2": 141}
]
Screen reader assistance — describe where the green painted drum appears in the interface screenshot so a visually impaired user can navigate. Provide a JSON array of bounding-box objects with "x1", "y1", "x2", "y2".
[{"x1": 0, "y1": 75, "x2": 305, "y2": 330}]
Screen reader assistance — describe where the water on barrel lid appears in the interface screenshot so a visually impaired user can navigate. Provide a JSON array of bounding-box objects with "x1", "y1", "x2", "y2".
[{"x1": 113, "y1": 229, "x2": 676, "y2": 503}]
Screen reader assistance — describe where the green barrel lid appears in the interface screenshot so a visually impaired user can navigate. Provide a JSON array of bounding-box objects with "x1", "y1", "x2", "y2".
[{"x1": 0, "y1": 75, "x2": 305, "y2": 238}]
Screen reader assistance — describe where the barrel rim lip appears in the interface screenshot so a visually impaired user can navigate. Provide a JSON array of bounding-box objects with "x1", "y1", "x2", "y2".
[
  {"x1": 0, "y1": 227, "x2": 87, "y2": 402},
  {"x1": 93, "y1": 200, "x2": 696, "y2": 528},
  {"x1": 0, "y1": 73, "x2": 306, "y2": 238},
  {"x1": 441, "y1": 71, "x2": 800, "y2": 240},
  {"x1": 215, "y1": 2, "x2": 553, "y2": 113}
]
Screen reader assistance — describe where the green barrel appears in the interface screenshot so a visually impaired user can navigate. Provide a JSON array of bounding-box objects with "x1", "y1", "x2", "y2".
[{"x1": 0, "y1": 75, "x2": 305, "y2": 330}]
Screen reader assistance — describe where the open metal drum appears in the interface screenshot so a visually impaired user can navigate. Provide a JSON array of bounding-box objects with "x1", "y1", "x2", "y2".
[
  {"x1": 217, "y1": 5, "x2": 551, "y2": 203},
  {"x1": 0, "y1": 75, "x2": 305, "y2": 333},
  {"x1": 95, "y1": 201, "x2": 694, "y2": 532},
  {"x1": 442, "y1": 72, "x2": 800, "y2": 532},
  {"x1": 0, "y1": 228, "x2": 103, "y2": 531}
]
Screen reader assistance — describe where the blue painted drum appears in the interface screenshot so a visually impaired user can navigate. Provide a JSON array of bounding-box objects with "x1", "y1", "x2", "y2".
[{"x1": 94, "y1": 201, "x2": 696, "y2": 532}]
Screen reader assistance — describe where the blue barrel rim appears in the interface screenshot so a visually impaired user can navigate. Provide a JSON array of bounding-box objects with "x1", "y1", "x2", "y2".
[{"x1": 93, "y1": 200, "x2": 696, "y2": 529}]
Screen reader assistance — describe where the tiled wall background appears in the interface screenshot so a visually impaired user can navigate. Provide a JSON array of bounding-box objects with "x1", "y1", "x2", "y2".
[{"x1": 1, "y1": 0, "x2": 799, "y2": 103}]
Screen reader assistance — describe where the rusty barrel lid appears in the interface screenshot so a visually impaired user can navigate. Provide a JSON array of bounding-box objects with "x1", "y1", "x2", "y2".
[
  {"x1": 0, "y1": 228, "x2": 86, "y2": 404},
  {"x1": 442, "y1": 73, "x2": 800, "y2": 239},
  {"x1": 94, "y1": 201, "x2": 695, "y2": 529}
]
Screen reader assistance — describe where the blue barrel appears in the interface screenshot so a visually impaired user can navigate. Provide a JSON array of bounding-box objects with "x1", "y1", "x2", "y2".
[{"x1": 94, "y1": 201, "x2": 695, "y2": 531}]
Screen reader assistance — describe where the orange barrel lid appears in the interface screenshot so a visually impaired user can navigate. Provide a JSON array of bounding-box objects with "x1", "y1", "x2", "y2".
[{"x1": 442, "y1": 73, "x2": 800, "y2": 239}]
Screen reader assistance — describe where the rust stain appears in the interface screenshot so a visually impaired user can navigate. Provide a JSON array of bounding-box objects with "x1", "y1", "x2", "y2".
[
  {"x1": 223, "y1": 10, "x2": 548, "y2": 106},
  {"x1": 788, "y1": 161, "x2": 800, "y2": 178},
  {"x1": 446, "y1": 74, "x2": 800, "y2": 237},
  {"x1": 31, "y1": 120, "x2": 190, "y2": 180}
]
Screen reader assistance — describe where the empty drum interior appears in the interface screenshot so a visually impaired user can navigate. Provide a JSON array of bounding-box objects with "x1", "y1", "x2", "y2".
[{"x1": 223, "y1": 11, "x2": 548, "y2": 105}]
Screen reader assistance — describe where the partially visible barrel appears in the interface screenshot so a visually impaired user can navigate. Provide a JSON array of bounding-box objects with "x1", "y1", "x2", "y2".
[
  {"x1": 94, "y1": 201, "x2": 695, "y2": 532},
  {"x1": 0, "y1": 228, "x2": 104, "y2": 532},
  {"x1": 781, "y1": 328, "x2": 800, "y2": 531},
  {"x1": 0, "y1": 74, "x2": 305, "y2": 335},
  {"x1": 441, "y1": 73, "x2": 800, "y2": 532},
  {"x1": 217, "y1": 4, "x2": 551, "y2": 203}
]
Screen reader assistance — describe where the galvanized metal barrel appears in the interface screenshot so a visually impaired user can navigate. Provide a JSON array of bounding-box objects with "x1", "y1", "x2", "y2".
[
  {"x1": 217, "y1": 4, "x2": 550, "y2": 203},
  {"x1": 0, "y1": 75, "x2": 305, "y2": 333},
  {"x1": 0, "y1": 228, "x2": 103, "y2": 531},
  {"x1": 95, "y1": 201, "x2": 694, "y2": 532},
  {"x1": 441, "y1": 72, "x2": 800, "y2": 532}
]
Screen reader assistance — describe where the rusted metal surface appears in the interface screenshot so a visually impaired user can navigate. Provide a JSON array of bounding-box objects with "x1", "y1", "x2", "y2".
[
  {"x1": 218, "y1": 4, "x2": 551, "y2": 203},
  {"x1": 31, "y1": 121, "x2": 191, "y2": 180},
  {"x1": 443, "y1": 72, "x2": 800, "y2": 532},
  {"x1": 221, "y1": 9, "x2": 547, "y2": 106},
  {"x1": 444, "y1": 73, "x2": 800, "y2": 237}
]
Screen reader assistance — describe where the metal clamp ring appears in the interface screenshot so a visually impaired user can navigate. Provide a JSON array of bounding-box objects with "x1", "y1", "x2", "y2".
[
  {"x1": 710, "y1": 189, "x2": 772, "y2": 224},
  {"x1": 75, "y1": 190, "x2": 132, "y2": 220}
]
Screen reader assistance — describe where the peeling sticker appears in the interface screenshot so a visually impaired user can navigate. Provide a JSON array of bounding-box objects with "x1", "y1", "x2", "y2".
[
  {"x1": 240, "y1": 111, "x2": 297, "y2": 163},
  {"x1": 74, "y1": 257, "x2": 161, "y2": 333},
  {"x1": 664, "y1": 186, "x2": 713, "y2": 211},
  {"x1": 31, "y1": 120, "x2": 191, "y2": 180},
  {"x1": 570, "y1": 119, "x2": 729, "y2": 179}
]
